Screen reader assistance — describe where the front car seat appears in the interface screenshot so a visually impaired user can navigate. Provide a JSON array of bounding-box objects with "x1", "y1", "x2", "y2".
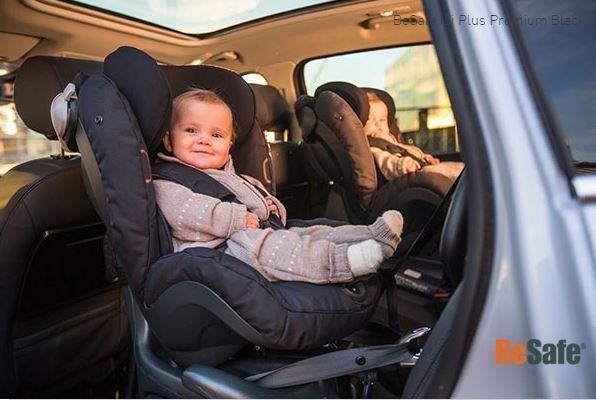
[{"x1": 0, "y1": 56, "x2": 129, "y2": 396}]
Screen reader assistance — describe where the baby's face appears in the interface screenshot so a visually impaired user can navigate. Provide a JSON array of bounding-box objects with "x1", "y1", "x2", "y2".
[
  {"x1": 165, "y1": 99, "x2": 233, "y2": 170},
  {"x1": 363, "y1": 100, "x2": 390, "y2": 137}
]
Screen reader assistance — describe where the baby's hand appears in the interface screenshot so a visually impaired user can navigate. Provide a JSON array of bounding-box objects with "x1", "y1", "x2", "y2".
[
  {"x1": 401, "y1": 157, "x2": 421, "y2": 174},
  {"x1": 245, "y1": 212, "x2": 260, "y2": 229},
  {"x1": 266, "y1": 197, "x2": 279, "y2": 216},
  {"x1": 424, "y1": 154, "x2": 440, "y2": 165}
]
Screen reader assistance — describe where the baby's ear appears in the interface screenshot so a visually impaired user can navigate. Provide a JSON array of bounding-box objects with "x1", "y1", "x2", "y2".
[{"x1": 163, "y1": 131, "x2": 173, "y2": 152}]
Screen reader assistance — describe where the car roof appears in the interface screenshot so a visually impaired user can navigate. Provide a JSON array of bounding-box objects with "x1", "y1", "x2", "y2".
[{"x1": 0, "y1": 0, "x2": 428, "y2": 75}]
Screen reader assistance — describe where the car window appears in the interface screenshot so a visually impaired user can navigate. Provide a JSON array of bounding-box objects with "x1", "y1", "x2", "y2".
[
  {"x1": 242, "y1": 72, "x2": 268, "y2": 85},
  {"x1": 303, "y1": 45, "x2": 458, "y2": 155},
  {"x1": 506, "y1": 0, "x2": 596, "y2": 169},
  {"x1": 0, "y1": 83, "x2": 60, "y2": 176}
]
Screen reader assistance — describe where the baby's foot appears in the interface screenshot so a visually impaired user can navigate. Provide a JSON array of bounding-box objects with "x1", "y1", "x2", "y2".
[
  {"x1": 382, "y1": 210, "x2": 404, "y2": 237},
  {"x1": 347, "y1": 239, "x2": 384, "y2": 277}
]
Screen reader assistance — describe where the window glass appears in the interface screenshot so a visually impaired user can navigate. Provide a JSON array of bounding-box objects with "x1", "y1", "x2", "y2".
[
  {"x1": 507, "y1": 0, "x2": 596, "y2": 167},
  {"x1": 303, "y1": 45, "x2": 458, "y2": 154},
  {"x1": 0, "y1": 84, "x2": 60, "y2": 175},
  {"x1": 71, "y1": 0, "x2": 334, "y2": 34},
  {"x1": 242, "y1": 72, "x2": 268, "y2": 85}
]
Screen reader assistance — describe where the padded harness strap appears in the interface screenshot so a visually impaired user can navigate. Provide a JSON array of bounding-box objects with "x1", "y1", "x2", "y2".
[
  {"x1": 367, "y1": 137, "x2": 429, "y2": 167},
  {"x1": 246, "y1": 327, "x2": 430, "y2": 389},
  {"x1": 153, "y1": 162, "x2": 284, "y2": 229}
]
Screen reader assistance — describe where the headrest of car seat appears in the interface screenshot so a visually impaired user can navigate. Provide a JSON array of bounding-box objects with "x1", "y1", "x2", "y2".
[
  {"x1": 161, "y1": 65, "x2": 255, "y2": 147},
  {"x1": 14, "y1": 56, "x2": 102, "y2": 140},
  {"x1": 315, "y1": 82, "x2": 369, "y2": 125},
  {"x1": 250, "y1": 84, "x2": 293, "y2": 132},
  {"x1": 104, "y1": 46, "x2": 172, "y2": 157},
  {"x1": 294, "y1": 95, "x2": 316, "y2": 140}
]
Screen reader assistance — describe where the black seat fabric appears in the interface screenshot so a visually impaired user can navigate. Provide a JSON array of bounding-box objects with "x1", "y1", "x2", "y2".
[
  {"x1": 0, "y1": 57, "x2": 130, "y2": 396},
  {"x1": 297, "y1": 81, "x2": 454, "y2": 233},
  {"x1": 68, "y1": 47, "x2": 382, "y2": 367}
]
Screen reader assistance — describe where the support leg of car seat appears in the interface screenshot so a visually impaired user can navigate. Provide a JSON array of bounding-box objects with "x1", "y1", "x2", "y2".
[{"x1": 182, "y1": 365, "x2": 281, "y2": 398}]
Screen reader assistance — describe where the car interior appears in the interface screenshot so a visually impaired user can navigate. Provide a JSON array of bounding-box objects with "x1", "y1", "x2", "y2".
[{"x1": 1, "y1": 0, "x2": 475, "y2": 398}]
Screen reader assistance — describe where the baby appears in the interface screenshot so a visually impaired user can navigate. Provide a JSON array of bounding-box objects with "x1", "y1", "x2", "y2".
[
  {"x1": 363, "y1": 92, "x2": 439, "y2": 179},
  {"x1": 153, "y1": 89, "x2": 404, "y2": 284}
]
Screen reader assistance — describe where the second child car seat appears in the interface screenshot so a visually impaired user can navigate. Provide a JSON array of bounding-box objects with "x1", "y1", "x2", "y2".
[{"x1": 297, "y1": 81, "x2": 455, "y2": 236}]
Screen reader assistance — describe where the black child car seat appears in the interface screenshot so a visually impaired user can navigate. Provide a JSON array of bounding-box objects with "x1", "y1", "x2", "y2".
[
  {"x1": 44, "y1": 46, "x2": 471, "y2": 398},
  {"x1": 297, "y1": 82, "x2": 454, "y2": 236},
  {"x1": 43, "y1": 47, "x2": 447, "y2": 397}
]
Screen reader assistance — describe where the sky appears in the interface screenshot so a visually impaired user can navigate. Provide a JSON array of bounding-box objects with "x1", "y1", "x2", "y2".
[
  {"x1": 304, "y1": 47, "x2": 408, "y2": 93},
  {"x1": 74, "y1": 0, "x2": 332, "y2": 33}
]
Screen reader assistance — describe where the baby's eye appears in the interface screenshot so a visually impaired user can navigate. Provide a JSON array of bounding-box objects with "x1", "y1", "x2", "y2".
[
  {"x1": 186, "y1": 128, "x2": 195, "y2": 134},
  {"x1": 212, "y1": 132, "x2": 223, "y2": 138}
]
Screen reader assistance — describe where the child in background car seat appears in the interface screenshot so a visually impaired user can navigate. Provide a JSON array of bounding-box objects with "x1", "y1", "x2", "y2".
[
  {"x1": 153, "y1": 89, "x2": 404, "y2": 284},
  {"x1": 364, "y1": 92, "x2": 462, "y2": 181}
]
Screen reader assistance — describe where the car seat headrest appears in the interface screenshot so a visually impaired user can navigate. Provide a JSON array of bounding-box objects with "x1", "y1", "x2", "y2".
[
  {"x1": 294, "y1": 95, "x2": 316, "y2": 139},
  {"x1": 250, "y1": 84, "x2": 292, "y2": 132},
  {"x1": 315, "y1": 82, "x2": 369, "y2": 125},
  {"x1": 14, "y1": 56, "x2": 102, "y2": 140},
  {"x1": 161, "y1": 65, "x2": 256, "y2": 147},
  {"x1": 104, "y1": 46, "x2": 172, "y2": 157}
]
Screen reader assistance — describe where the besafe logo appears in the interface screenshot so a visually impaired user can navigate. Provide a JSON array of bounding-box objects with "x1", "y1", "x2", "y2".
[{"x1": 496, "y1": 339, "x2": 586, "y2": 365}]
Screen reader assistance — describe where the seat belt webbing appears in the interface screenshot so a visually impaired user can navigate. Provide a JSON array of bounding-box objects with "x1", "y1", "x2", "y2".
[{"x1": 245, "y1": 341, "x2": 415, "y2": 389}]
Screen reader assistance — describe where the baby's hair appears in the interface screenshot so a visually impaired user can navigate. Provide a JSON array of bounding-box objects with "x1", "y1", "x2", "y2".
[
  {"x1": 366, "y1": 91, "x2": 383, "y2": 105},
  {"x1": 171, "y1": 88, "x2": 238, "y2": 143}
]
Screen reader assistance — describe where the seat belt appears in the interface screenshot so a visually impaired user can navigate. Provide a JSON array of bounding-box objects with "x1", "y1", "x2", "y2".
[{"x1": 245, "y1": 327, "x2": 430, "y2": 389}]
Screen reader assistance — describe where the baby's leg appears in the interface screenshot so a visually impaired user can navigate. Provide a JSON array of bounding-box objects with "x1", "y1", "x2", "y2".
[
  {"x1": 289, "y1": 210, "x2": 404, "y2": 256},
  {"x1": 225, "y1": 228, "x2": 353, "y2": 284}
]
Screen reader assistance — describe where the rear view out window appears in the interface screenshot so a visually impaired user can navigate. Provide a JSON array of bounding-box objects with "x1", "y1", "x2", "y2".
[
  {"x1": 0, "y1": 83, "x2": 60, "y2": 176},
  {"x1": 303, "y1": 45, "x2": 458, "y2": 155},
  {"x1": 507, "y1": 0, "x2": 596, "y2": 168}
]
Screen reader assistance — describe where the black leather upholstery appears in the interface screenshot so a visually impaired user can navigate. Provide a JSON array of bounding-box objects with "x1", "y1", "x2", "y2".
[
  {"x1": 14, "y1": 56, "x2": 101, "y2": 140},
  {"x1": 0, "y1": 156, "x2": 129, "y2": 395},
  {"x1": 2, "y1": 56, "x2": 129, "y2": 396},
  {"x1": 250, "y1": 83, "x2": 301, "y2": 140}
]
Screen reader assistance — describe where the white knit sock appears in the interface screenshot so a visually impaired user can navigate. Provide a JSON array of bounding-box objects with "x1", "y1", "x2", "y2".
[
  {"x1": 347, "y1": 239, "x2": 384, "y2": 277},
  {"x1": 382, "y1": 210, "x2": 404, "y2": 237}
]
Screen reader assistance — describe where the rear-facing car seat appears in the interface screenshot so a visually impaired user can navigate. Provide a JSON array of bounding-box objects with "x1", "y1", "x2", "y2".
[
  {"x1": 296, "y1": 81, "x2": 455, "y2": 236},
  {"x1": 48, "y1": 47, "x2": 469, "y2": 398},
  {"x1": 0, "y1": 57, "x2": 129, "y2": 396}
]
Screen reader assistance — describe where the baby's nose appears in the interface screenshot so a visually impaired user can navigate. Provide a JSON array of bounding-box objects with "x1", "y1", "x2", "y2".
[{"x1": 196, "y1": 133, "x2": 211, "y2": 144}]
